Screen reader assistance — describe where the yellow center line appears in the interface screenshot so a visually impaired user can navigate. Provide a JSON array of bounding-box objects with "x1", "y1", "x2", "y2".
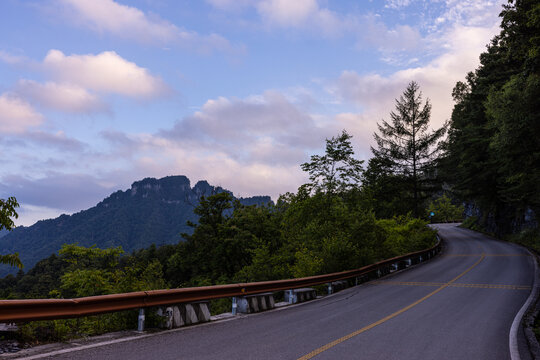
[
  {"x1": 372, "y1": 280, "x2": 530, "y2": 290},
  {"x1": 443, "y1": 254, "x2": 529, "y2": 257},
  {"x1": 297, "y1": 254, "x2": 486, "y2": 360}
]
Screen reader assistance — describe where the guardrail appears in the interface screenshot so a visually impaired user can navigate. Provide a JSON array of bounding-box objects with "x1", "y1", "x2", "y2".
[{"x1": 0, "y1": 237, "x2": 442, "y2": 324}]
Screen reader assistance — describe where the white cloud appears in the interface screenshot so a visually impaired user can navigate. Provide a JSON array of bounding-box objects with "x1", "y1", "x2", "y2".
[
  {"x1": 440, "y1": 0, "x2": 504, "y2": 28},
  {"x1": 385, "y1": 0, "x2": 413, "y2": 9},
  {"x1": 330, "y1": 21, "x2": 501, "y2": 157},
  {"x1": 58, "y1": 0, "x2": 239, "y2": 54},
  {"x1": 59, "y1": 0, "x2": 178, "y2": 42},
  {"x1": 130, "y1": 142, "x2": 306, "y2": 201},
  {"x1": 15, "y1": 204, "x2": 66, "y2": 227},
  {"x1": 0, "y1": 51, "x2": 27, "y2": 65},
  {"x1": 257, "y1": 0, "x2": 319, "y2": 27},
  {"x1": 87, "y1": 90, "x2": 349, "y2": 201},
  {"x1": 360, "y1": 16, "x2": 421, "y2": 53},
  {"x1": 16, "y1": 80, "x2": 108, "y2": 113},
  {"x1": 0, "y1": 94, "x2": 43, "y2": 134},
  {"x1": 43, "y1": 50, "x2": 169, "y2": 98},
  {"x1": 165, "y1": 91, "x2": 332, "y2": 165}
]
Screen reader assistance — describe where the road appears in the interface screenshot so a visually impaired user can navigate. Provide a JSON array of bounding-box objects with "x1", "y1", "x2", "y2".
[{"x1": 20, "y1": 224, "x2": 536, "y2": 359}]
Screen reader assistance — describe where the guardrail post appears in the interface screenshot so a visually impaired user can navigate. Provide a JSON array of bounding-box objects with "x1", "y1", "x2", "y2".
[
  {"x1": 138, "y1": 308, "x2": 145, "y2": 332},
  {"x1": 285, "y1": 290, "x2": 295, "y2": 304},
  {"x1": 355, "y1": 277, "x2": 358, "y2": 286},
  {"x1": 232, "y1": 296, "x2": 237, "y2": 315},
  {"x1": 327, "y1": 283, "x2": 333, "y2": 295}
]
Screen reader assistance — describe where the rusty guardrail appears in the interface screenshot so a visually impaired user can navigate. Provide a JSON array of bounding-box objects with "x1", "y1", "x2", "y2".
[{"x1": 0, "y1": 237, "x2": 441, "y2": 323}]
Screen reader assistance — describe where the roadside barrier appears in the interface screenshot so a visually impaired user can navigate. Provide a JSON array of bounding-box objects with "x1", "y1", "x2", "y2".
[{"x1": 0, "y1": 237, "x2": 441, "y2": 327}]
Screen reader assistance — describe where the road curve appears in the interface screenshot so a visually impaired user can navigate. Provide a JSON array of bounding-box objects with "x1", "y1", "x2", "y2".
[{"x1": 20, "y1": 224, "x2": 536, "y2": 360}]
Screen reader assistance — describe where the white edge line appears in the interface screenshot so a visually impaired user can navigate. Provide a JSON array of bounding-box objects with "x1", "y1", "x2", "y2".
[
  {"x1": 509, "y1": 247, "x2": 538, "y2": 360},
  {"x1": 17, "y1": 333, "x2": 154, "y2": 360},
  {"x1": 15, "y1": 316, "x2": 242, "y2": 360}
]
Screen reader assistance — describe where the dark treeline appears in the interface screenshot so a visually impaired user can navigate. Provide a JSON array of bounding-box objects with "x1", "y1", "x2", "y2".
[{"x1": 441, "y1": 0, "x2": 540, "y2": 240}]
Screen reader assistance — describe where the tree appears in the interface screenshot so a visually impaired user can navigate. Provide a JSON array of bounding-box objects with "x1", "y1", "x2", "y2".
[
  {"x1": 426, "y1": 194, "x2": 465, "y2": 223},
  {"x1": 441, "y1": 0, "x2": 540, "y2": 234},
  {"x1": 371, "y1": 81, "x2": 446, "y2": 217},
  {"x1": 301, "y1": 130, "x2": 364, "y2": 195},
  {"x1": 0, "y1": 197, "x2": 23, "y2": 268}
]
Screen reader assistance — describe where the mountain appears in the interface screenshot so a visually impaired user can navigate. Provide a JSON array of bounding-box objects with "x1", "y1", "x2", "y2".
[{"x1": 0, "y1": 176, "x2": 272, "y2": 277}]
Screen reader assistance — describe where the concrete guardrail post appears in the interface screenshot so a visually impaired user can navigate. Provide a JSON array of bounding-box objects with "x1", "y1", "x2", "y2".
[
  {"x1": 138, "y1": 308, "x2": 145, "y2": 332},
  {"x1": 232, "y1": 296, "x2": 237, "y2": 315}
]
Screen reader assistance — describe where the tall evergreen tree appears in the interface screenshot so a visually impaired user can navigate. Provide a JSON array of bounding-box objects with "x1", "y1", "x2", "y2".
[
  {"x1": 442, "y1": 0, "x2": 540, "y2": 233},
  {"x1": 371, "y1": 81, "x2": 446, "y2": 217}
]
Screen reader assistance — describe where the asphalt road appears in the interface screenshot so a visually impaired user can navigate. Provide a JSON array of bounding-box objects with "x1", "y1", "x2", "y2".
[{"x1": 21, "y1": 224, "x2": 536, "y2": 360}]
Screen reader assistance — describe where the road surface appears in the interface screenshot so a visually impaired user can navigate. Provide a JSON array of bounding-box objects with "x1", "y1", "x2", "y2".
[{"x1": 19, "y1": 224, "x2": 536, "y2": 360}]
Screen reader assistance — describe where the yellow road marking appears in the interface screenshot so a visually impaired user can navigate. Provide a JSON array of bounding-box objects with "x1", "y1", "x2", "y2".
[
  {"x1": 297, "y1": 254, "x2": 486, "y2": 360},
  {"x1": 444, "y1": 254, "x2": 530, "y2": 257},
  {"x1": 373, "y1": 280, "x2": 530, "y2": 290}
]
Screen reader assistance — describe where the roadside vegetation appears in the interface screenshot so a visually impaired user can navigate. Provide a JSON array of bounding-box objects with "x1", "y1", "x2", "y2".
[
  {"x1": 0, "y1": 93, "x2": 447, "y2": 341},
  {"x1": 2, "y1": 0, "x2": 539, "y2": 344}
]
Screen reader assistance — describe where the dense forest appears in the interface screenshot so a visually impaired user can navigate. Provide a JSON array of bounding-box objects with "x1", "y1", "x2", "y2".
[
  {"x1": 0, "y1": 0, "x2": 538, "y2": 342},
  {"x1": 441, "y1": 0, "x2": 539, "y2": 244}
]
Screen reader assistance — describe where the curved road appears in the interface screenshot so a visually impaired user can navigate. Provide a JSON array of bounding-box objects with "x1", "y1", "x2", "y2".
[{"x1": 21, "y1": 224, "x2": 536, "y2": 359}]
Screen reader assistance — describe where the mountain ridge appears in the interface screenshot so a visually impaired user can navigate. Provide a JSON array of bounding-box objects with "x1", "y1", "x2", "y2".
[{"x1": 0, "y1": 175, "x2": 272, "y2": 276}]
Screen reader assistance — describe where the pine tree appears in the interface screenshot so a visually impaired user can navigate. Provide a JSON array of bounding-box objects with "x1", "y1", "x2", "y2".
[{"x1": 371, "y1": 81, "x2": 446, "y2": 217}]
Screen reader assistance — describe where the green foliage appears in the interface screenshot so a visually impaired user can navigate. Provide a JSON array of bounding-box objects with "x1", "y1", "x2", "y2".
[
  {"x1": 3, "y1": 132, "x2": 439, "y2": 344},
  {"x1": 426, "y1": 194, "x2": 465, "y2": 223},
  {"x1": 442, "y1": 0, "x2": 540, "y2": 234},
  {"x1": 371, "y1": 81, "x2": 447, "y2": 217},
  {"x1": 0, "y1": 197, "x2": 19, "y2": 232},
  {"x1": 0, "y1": 176, "x2": 271, "y2": 277},
  {"x1": 57, "y1": 244, "x2": 167, "y2": 298},
  {"x1": 0, "y1": 196, "x2": 23, "y2": 269},
  {"x1": 460, "y1": 216, "x2": 486, "y2": 233},
  {"x1": 504, "y1": 227, "x2": 540, "y2": 253},
  {"x1": 362, "y1": 156, "x2": 411, "y2": 218},
  {"x1": 58, "y1": 244, "x2": 124, "y2": 297},
  {"x1": 375, "y1": 216, "x2": 437, "y2": 258},
  {"x1": 301, "y1": 130, "x2": 364, "y2": 195}
]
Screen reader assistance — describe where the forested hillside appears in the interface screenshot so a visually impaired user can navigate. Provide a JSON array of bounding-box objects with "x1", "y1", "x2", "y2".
[
  {"x1": 0, "y1": 176, "x2": 271, "y2": 276},
  {"x1": 442, "y1": 0, "x2": 539, "y2": 237}
]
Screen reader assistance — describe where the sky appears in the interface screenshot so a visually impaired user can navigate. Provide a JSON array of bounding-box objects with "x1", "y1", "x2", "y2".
[{"x1": 1, "y1": 0, "x2": 506, "y2": 227}]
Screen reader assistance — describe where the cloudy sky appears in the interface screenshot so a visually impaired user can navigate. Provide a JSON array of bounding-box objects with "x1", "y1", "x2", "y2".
[{"x1": 1, "y1": 0, "x2": 505, "y2": 226}]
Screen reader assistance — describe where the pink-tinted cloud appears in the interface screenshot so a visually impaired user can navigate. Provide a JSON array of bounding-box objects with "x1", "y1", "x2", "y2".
[
  {"x1": 43, "y1": 50, "x2": 169, "y2": 99},
  {"x1": 16, "y1": 80, "x2": 108, "y2": 113},
  {"x1": 0, "y1": 94, "x2": 43, "y2": 134},
  {"x1": 57, "y1": 0, "x2": 241, "y2": 54}
]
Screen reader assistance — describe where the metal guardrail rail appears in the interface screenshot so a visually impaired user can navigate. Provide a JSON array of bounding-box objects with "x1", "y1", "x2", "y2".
[{"x1": 0, "y1": 238, "x2": 441, "y2": 323}]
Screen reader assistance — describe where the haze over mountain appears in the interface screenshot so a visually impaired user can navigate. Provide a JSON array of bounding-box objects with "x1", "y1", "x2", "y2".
[{"x1": 0, "y1": 176, "x2": 271, "y2": 276}]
